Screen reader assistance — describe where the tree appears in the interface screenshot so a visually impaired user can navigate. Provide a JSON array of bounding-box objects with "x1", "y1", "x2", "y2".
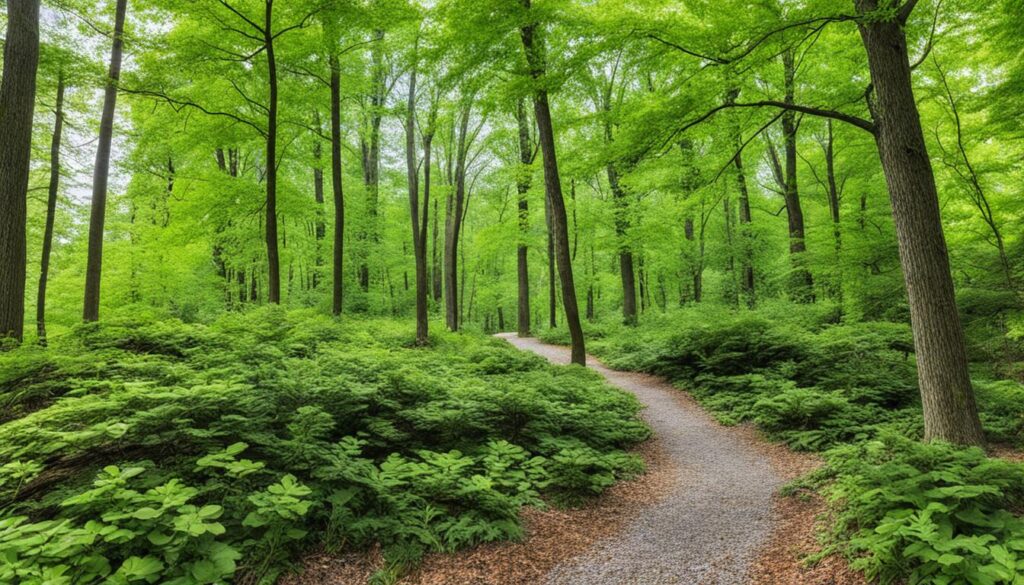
[
  {"x1": 855, "y1": 0, "x2": 984, "y2": 445},
  {"x1": 515, "y1": 99, "x2": 534, "y2": 336},
  {"x1": 37, "y1": 72, "x2": 67, "y2": 344},
  {"x1": 519, "y1": 0, "x2": 585, "y2": 365},
  {"x1": 405, "y1": 39, "x2": 432, "y2": 345},
  {"x1": 83, "y1": 0, "x2": 128, "y2": 322},
  {"x1": 0, "y1": 0, "x2": 42, "y2": 341}
]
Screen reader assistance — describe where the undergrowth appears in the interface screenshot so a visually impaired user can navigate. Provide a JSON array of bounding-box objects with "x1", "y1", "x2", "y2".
[
  {"x1": 566, "y1": 301, "x2": 1024, "y2": 584},
  {"x1": 0, "y1": 308, "x2": 649, "y2": 584}
]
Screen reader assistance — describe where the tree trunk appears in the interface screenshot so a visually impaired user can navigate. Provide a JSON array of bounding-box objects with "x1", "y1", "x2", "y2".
[
  {"x1": 0, "y1": 0, "x2": 40, "y2": 342},
  {"x1": 520, "y1": 5, "x2": 585, "y2": 363},
  {"x1": 312, "y1": 111, "x2": 326, "y2": 289},
  {"x1": 36, "y1": 74, "x2": 64, "y2": 344},
  {"x1": 824, "y1": 120, "x2": 843, "y2": 302},
  {"x1": 330, "y1": 54, "x2": 345, "y2": 316},
  {"x1": 607, "y1": 164, "x2": 638, "y2": 325},
  {"x1": 83, "y1": 0, "x2": 127, "y2": 322},
  {"x1": 444, "y1": 103, "x2": 471, "y2": 331},
  {"x1": 405, "y1": 61, "x2": 429, "y2": 345},
  {"x1": 856, "y1": 0, "x2": 984, "y2": 446},
  {"x1": 262, "y1": 0, "x2": 281, "y2": 304},
  {"x1": 359, "y1": 29, "x2": 386, "y2": 293},
  {"x1": 780, "y1": 48, "x2": 813, "y2": 302},
  {"x1": 544, "y1": 190, "x2": 557, "y2": 328},
  {"x1": 515, "y1": 99, "x2": 533, "y2": 336},
  {"x1": 432, "y1": 197, "x2": 442, "y2": 300},
  {"x1": 734, "y1": 127, "x2": 755, "y2": 306}
]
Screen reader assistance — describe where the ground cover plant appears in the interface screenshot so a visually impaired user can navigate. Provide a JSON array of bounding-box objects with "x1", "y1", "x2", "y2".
[
  {"x1": 0, "y1": 308, "x2": 649, "y2": 583},
  {"x1": 563, "y1": 301, "x2": 1024, "y2": 584}
]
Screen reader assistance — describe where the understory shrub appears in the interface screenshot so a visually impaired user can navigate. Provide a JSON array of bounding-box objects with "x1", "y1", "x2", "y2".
[
  {"x1": 821, "y1": 434, "x2": 1024, "y2": 585},
  {"x1": 0, "y1": 308, "x2": 649, "y2": 583},
  {"x1": 593, "y1": 302, "x2": 1024, "y2": 583}
]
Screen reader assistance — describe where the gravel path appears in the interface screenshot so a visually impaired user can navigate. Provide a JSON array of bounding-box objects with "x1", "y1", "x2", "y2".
[{"x1": 496, "y1": 334, "x2": 782, "y2": 585}]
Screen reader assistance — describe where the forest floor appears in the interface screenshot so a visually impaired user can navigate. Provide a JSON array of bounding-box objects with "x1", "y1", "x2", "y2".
[{"x1": 291, "y1": 335, "x2": 865, "y2": 585}]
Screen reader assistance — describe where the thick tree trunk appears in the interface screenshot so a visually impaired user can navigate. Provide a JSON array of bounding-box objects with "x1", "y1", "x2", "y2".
[
  {"x1": 0, "y1": 0, "x2": 40, "y2": 342},
  {"x1": 515, "y1": 99, "x2": 533, "y2": 337},
  {"x1": 37, "y1": 76, "x2": 66, "y2": 344},
  {"x1": 83, "y1": 0, "x2": 127, "y2": 322},
  {"x1": 262, "y1": 0, "x2": 281, "y2": 304},
  {"x1": 856, "y1": 0, "x2": 984, "y2": 446},
  {"x1": 330, "y1": 54, "x2": 345, "y2": 316},
  {"x1": 520, "y1": 4, "x2": 585, "y2": 365}
]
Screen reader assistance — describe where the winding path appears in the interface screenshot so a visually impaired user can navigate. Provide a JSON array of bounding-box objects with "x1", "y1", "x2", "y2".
[{"x1": 496, "y1": 334, "x2": 782, "y2": 585}]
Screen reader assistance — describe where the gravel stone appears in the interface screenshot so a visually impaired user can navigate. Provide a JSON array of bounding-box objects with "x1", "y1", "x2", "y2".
[{"x1": 496, "y1": 335, "x2": 783, "y2": 585}]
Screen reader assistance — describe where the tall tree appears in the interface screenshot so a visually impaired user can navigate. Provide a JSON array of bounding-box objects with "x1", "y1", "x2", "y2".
[
  {"x1": 405, "y1": 46, "x2": 432, "y2": 345},
  {"x1": 37, "y1": 74, "x2": 67, "y2": 344},
  {"x1": 519, "y1": 0, "x2": 585, "y2": 365},
  {"x1": 0, "y1": 0, "x2": 41, "y2": 341},
  {"x1": 515, "y1": 98, "x2": 534, "y2": 336},
  {"x1": 359, "y1": 29, "x2": 387, "y2": 292},
  {"x1": 329, "y1": 53, "x2": 346, "y2": 316},
  {"x1": 83, "y1": 0, "x2": 128, "y2": 322},
  {"x1": 855, "y1": 0, "x2": 984, "y2": 445}
]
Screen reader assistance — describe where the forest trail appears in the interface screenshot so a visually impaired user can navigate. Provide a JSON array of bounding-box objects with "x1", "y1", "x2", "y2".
[{"x1": 497, "y1": 334, "x2": 782, "y2": 585}]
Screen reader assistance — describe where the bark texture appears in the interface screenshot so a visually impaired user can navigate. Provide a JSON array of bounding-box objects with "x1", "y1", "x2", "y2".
[
  {"x1": 520, "y1": 3, "x2": 585, "y2": 364},
  {"x1": 37, "y1": 75, "x2": 66, "y2": 344},
  {"x1": 515, "y1": 99, "x2": 533, "y2": 337},
  {"x1": 0, "y1": 0, "x2": 41, "y2": 341},
  {"x1": 856, "y1": 0, "x2": 984, "y2": 446},
  {"x1": 330, "y1": 54, "x2": 345, "y2": 316},
  {"x1": 83, "y1": 0, "x2": 128, "y2": 322}
]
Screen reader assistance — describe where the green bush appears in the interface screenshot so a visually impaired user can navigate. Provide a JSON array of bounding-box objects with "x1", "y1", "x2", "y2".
[
  {"x1": 0, "y1": 308, "x2": 650, "y2": 583},
  {"x1": 593, "y1": 302, "x2": 1024, "y2": 584},
  {"x1": 821, "y1": 434, "x2": 1024, "y2": 585}
]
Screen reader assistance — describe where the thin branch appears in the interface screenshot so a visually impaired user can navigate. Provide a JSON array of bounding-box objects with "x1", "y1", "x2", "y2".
[{"x1": 122, "y1": 86, "x2": 266, "y2": 136}]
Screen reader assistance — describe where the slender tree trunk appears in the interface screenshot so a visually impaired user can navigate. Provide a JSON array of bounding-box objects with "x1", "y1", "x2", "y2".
[
  {"x1": 36, "y1": 74, "x2": 64, "y2": 344},
  {"x1": 330, "y1": 54, "x2": 345, "y2": 316},
  {"x1": 544, "y1": 191, "x2": 556, "y2": 328},
  {"x1": 444, "y1": 104, "x2": 471, "y2": 331},
  {"x1": 358, "y1": 29, "x2": 385, "y2": 293},
  {"x1": 262, "y1": 0, "x2": 281, "y2": 304},
  {"x1": 83, "y1": 0, "x2": 127, "y2": 322},
  {"x1": 734, "y1": 127, "x2": 755, "y2": 306},
  {"x1": 723, "y1": 193, "x2": 738, "y2": 306},
  {"x1": 515, "y1": 99, "x2": 533, "y2": 336},
  {"x1": 856, "y1": 0, "x2": 984, "y2": 446},
  {"x1": 312, "y1": 111, "x2": 326, "y2": 289},
  {"x1": 405, "y1": 60, "x2": 429, "y2": 345},
  {"x1": 432, "y1": 197, "x2": 442, "y2": 300},
  {"x1": 607, "y1": 165, "x2": 637, "y2": 324},
  {"x1": 520, "y1": 3, "x2": 585, "y2": 364},
  {"x1": 824, "y1": 120, "x2": 843, "y2": 302},
  {"x1": 780, "y1": 49, "x2": 813, "y2": 302}
]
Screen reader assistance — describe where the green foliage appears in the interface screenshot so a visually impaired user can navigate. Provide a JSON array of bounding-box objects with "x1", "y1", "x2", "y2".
[
  {"x1": 0, "y1": 309, "x2": 649, "y2": 582},
  {"x1": 821, "y1": 434, "x2": 1024, "y2": 585},
  {"x1": 596, "y1": 303, "x2": 1024, "y2": 581}
]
